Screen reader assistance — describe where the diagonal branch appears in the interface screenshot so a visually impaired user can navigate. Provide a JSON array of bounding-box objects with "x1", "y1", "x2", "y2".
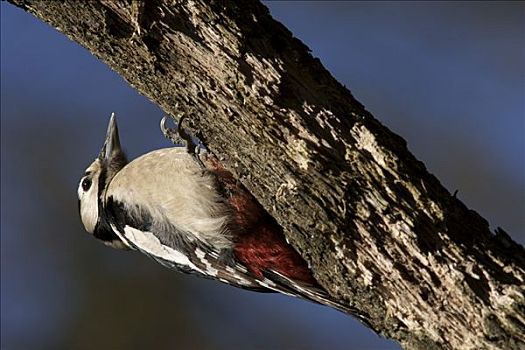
[{"x1": 8, "y1": 1, "x2": 524, "y2": 349}]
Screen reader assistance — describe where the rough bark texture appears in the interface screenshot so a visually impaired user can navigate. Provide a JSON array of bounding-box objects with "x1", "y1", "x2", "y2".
[{"x1": 8, "y1": 1, "x2": 524, "y2": 349}]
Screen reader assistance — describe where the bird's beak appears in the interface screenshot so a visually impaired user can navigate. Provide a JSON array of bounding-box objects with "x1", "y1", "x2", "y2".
[{"x1": 99, "y1": 112, "x2": 122, "y2": 162}]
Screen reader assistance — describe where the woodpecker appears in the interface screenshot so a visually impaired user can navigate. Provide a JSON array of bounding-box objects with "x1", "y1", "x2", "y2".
[{"x1": 77, "y1": 113, "x2": 370, "y2": 323}]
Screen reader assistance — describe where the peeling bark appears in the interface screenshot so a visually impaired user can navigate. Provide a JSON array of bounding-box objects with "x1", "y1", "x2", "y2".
[{"x1": 7, "y1": 1, "x2": 524, "y2": 349}]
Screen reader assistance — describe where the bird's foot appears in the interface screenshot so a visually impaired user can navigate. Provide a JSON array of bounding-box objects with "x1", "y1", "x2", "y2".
[{"x1": 161, "y1": 113, "x2": 206, "y2": 168}]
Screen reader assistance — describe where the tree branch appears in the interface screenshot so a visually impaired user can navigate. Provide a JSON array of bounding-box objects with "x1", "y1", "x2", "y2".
[{"x1": 8, "y1": 1, "x2": 524, "y2": 349}]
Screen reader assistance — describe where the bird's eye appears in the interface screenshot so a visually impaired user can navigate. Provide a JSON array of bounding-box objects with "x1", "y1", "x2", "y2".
[{"x1": 82, "y1": 178, "x2": 92, "y2": 191}]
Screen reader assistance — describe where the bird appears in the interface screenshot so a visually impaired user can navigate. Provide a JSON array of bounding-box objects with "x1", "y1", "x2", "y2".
[{"x1": 77, "y1": 113, "x2": 370, "y2": 324}]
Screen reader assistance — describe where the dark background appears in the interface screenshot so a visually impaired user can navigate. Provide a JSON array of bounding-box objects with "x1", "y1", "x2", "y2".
[{"x1": 1, "y1": 2, "x2": 523, "y2": 350}]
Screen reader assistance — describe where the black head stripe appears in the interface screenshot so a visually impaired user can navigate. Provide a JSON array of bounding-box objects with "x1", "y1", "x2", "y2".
[
  {"x1": 97, "y1": 166, "x2": 107, "y2": 201},
  {"x1": 92, "y1": 166, "x2": 115, "y2": 243}
]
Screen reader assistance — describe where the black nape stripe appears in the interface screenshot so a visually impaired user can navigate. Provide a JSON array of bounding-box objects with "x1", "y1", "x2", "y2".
[
  {"x1": 97, "y1": 167, "x2": 107, "y2": 201},
  {"x1": 92, "y1": 166, "x2": 117, "y2": 243},
  {"x1": 105, "y1": 196, "x2": 153, "y2": 233},
  {"x1": 93, "y1": 216, "x2": 120, "y2": 242}
]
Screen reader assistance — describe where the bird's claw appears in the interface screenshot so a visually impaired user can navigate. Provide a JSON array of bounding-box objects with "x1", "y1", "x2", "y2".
[
  {"x1": 161, "y1": 113, "x2": 207, "y2": 168},
  {"x1": 161, "y1": 113, "x2": 184, "y2": 145}
]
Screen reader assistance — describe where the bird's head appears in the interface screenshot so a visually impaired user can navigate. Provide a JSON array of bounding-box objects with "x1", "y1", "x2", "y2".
[{"x1": 77, "y1": 113, "x2": 128, "y2": 249}]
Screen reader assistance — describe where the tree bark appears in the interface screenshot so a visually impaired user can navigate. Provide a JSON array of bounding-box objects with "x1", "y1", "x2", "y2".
[{"x1": 8, "y1": 1, "x2": 524, "y2": 349}]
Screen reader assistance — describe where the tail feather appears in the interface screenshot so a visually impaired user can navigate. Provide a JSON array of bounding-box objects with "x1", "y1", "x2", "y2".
[{"x1": 262, "y1": 269, "x2": 374, "y2": 330}]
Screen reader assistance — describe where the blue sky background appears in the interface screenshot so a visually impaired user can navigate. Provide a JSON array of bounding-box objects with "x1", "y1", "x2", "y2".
[{"x1": 1, "y1": 2, "x2": 523, "y2": 350}]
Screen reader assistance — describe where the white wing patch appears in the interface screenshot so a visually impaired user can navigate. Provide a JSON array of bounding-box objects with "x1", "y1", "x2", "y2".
[
  {"x1": 121, "y1": 225, "x2": 205, "y2": 274},
  {"x1": 110, "y1": 224, "x2": 133, "y2": 249}
]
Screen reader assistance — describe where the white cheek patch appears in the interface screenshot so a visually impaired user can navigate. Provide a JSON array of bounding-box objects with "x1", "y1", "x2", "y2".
[
  {"x1": 122, "y1": 226, "x2": 205, "y2": 274},
  {"x1": 79, "y1": 177, "x2": 99, "y2": 234},
  {"x1": 78, "y1": 160, "x2": 103, "y2": 234},
  {"x1": 77, "y1": 177, "x2": 85, "y2": 199}
]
